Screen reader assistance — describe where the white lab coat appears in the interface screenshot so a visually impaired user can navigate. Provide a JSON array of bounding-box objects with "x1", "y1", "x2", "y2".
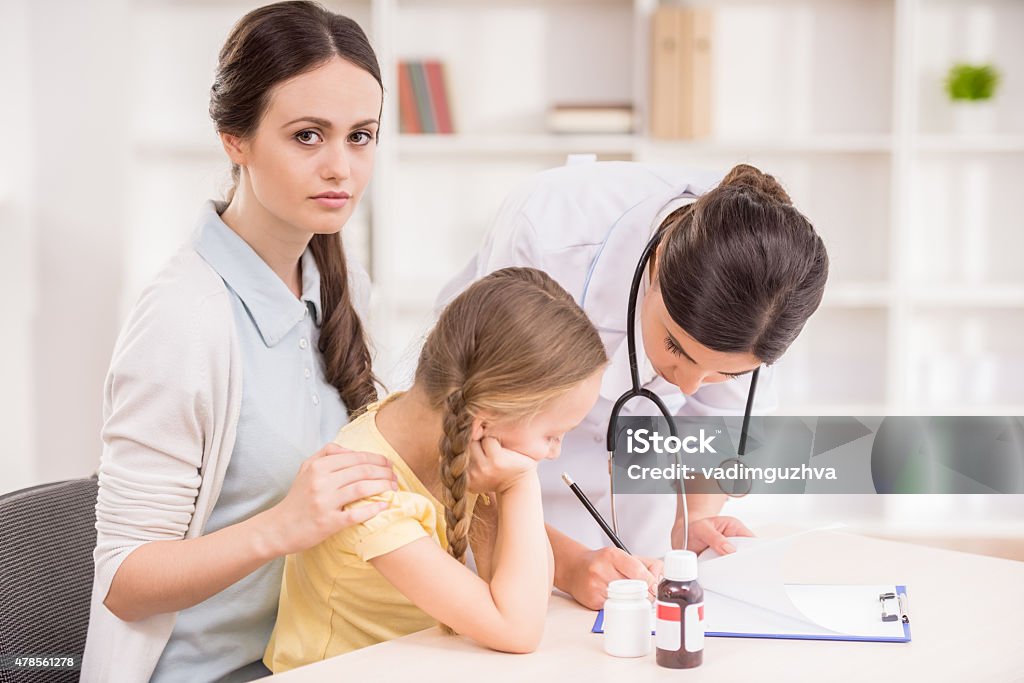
[{"x1": 437, "y1": 160, "x2": 778, "y2": 558}]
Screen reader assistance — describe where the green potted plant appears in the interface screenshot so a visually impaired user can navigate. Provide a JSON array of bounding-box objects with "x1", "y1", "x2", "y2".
[{"x1": 945, "y1": 62, "x2": 1000, "y2": 134}]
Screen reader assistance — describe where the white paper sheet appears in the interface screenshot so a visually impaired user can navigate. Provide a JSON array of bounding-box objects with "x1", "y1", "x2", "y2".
[
  {"x1": 694, "y1": 532, "x2": 908, "y2": 640},
  {"x1": 698, "y1": 533, "x2": 822, "y2": 629}
]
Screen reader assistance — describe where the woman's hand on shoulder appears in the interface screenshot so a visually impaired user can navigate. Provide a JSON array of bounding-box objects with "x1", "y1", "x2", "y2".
[{"x1": 260, "y1": 443, "x2": 398, "y2": 556}]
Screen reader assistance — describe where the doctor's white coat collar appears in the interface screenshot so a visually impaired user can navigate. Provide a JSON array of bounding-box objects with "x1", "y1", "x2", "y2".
[{"x1": 598, "y1": 266, "x2": 657, "y2": 400}]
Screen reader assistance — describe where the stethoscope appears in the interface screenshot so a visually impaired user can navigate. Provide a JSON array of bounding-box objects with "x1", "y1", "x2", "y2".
[{"x1": 604, "y1": 229, "x2": 761, "y2": 551}]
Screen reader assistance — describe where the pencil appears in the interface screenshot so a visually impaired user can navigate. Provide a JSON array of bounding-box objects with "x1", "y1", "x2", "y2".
[{"x1": 561, "y1": 471, "x2": 630, "y2": 554}]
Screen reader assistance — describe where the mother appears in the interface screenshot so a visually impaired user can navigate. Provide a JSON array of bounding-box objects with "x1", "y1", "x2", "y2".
[{"x1": 82, "y1": 3, "x2": 395, "y2": 681}]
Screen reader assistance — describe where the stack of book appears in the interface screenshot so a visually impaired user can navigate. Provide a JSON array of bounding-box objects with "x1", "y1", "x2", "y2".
[
  {"x1": 546, "y1": 103, "x2": 635, "y2": 134},
  {"x1": 397, "y1": 60, "x2": 455, "y2": 134},
  {"x1": 649, "y1": 5, "x2": 713, "y2": 139}
]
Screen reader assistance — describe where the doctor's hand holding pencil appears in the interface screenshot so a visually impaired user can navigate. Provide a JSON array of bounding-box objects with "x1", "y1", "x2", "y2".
[
  {"x1": 550, "y1": 473, "x2": 662, "y2": 610},
  {"x1": 552, "y1": 534, "x2": 664, "y2": 610},
  {"x1": 554, "y1": 479, "x2": 756, "y2": 610}
]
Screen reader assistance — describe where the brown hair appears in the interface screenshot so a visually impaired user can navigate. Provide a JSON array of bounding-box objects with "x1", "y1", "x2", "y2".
[
  {"x1": 209, "y1": 1, "x2": 382, "y2": 412},
  {"x1": 414, "y1": 268, "x2": 607, "y2": 630},
  {"x1": 656, "y1": 163, "x2": 828, "y2": 365}
]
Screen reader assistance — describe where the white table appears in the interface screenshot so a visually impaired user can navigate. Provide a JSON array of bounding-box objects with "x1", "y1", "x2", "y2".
[{"x1": 259, "y1": 527, "x2": 1024, "y2": 682}]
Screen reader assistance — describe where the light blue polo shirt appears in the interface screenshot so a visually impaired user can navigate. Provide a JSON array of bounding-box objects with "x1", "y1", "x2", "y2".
[{"x1": 150, "y1": 201, "x2": 350, "y2": 683}]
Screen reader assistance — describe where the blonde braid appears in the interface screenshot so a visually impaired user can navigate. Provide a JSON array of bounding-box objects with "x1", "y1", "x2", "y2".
[
  {"x1": 413, "y1": 267, "x2": 612, "y2": 636},
  {"x1": 438, "y1": 388, "x2": 474, "y2": 634}
]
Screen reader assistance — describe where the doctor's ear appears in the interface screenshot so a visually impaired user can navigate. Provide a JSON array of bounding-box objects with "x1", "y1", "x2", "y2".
[
  {"x1": 649, "y1": 242, "x2": 662, "y2": 287},
  {"x1": 218, "y1": 131, "x2": 249, "y2": 166}
]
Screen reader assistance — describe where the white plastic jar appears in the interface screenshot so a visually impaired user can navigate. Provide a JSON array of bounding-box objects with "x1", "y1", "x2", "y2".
[{"x1": 603, "y1": 579, "x2": 652, "y2": 657}]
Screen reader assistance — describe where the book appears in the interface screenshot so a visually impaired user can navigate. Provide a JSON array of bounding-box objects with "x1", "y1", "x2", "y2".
[
  {"x1": 423, "y1": 60, "x2": 454, "y2": 134},
  {"x1": 408, "y1": 61, "x2": 435, "y2": 134},
  {"x1": 546, "y1": 103, "x2": 635, "y2": 134},
  {"x1": 397, "y1": 62, "x2": 420, "y2": 134},
  {"x1": 649, "y1": 6, "x2": 713, "y2": 139},
  {"x1": 397, "y1": 59, "x2": 455, "y2": 135}
]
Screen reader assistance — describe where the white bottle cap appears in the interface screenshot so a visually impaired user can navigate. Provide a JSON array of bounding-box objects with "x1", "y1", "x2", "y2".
[
  {"x1": 663, "y1": 550, "x2": 698, "y2": 581},
  {"x1": 607, "y1": 579, "x2": 648, "y2": 600}
]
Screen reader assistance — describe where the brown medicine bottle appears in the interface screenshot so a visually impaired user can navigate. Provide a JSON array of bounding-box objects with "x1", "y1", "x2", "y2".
[{"x1": 655, "y1": 550, "x2": 704, "y2": 669}]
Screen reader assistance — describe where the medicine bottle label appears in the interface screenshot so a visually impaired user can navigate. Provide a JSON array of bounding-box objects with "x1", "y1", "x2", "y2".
[
  {"x1": 655, "y1": 601, "x2": 681, "y2": 650},
  {"x1": 656, "y1": 600, "x2": 705, "y2": 653},
  {"x1": 684, "y1": 602, "x2": 705, "y2": 652}
]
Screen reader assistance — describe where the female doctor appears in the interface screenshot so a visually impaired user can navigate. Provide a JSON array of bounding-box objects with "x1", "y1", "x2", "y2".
[{"x1": 438, "y1": 159, "x2": 829, "y2": 609}]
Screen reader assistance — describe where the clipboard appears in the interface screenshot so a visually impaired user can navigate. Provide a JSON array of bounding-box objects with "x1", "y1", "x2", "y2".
[{"x1": 592, "y1": 584, "x2": 912, "y2": 643}]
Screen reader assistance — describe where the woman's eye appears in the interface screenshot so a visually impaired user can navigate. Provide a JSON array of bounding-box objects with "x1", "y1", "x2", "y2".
[
  {"x1": 349, "y1": 130, "x2": 374, "y2": 145},
  {"x1": 295, "y1": 130, "x2": 323, "y2": 145},
  {"x1": 663, "y1": 337, "x2": 684, "y2": 357}
]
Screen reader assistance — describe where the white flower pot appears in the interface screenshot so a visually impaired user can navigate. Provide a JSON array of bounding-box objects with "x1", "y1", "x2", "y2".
[{"x1": 950, "y1": 101, "x2": 996, "y2": 135}]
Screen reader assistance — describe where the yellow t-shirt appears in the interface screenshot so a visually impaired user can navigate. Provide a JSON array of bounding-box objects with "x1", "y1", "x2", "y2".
[{"x1": 263, "y1": 395, "x2": 478, "y2": 673}]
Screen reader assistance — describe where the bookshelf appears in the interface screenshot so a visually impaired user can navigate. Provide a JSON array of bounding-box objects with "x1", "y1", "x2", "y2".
[{"x1": 125, "y1": 0, "x2": 1024, "y2": 416}]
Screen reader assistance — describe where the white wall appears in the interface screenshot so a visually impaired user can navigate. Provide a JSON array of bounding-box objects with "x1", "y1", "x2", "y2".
[
  {"x1": 23, "y1": 0, "x2": 132, "y2": 487},
  {"x1": 0, "y1": 0, "x2": 36, "y2": 492}
]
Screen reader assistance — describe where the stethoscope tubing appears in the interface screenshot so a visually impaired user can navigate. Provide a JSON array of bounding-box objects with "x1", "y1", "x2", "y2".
[{"x1": 605, "y1": 230, "x2": 761, "y2": 550}]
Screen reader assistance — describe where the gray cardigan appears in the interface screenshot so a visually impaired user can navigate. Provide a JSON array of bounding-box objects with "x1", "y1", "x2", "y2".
[{"x1": 81, "y1": 220, "x2": 370, "y2": 682}]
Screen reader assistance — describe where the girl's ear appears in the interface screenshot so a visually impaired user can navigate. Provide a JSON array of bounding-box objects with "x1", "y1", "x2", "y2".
[
  {"x1": 471, "y1": 409, "x2": 500, "y2": 441},
  {"x1": 470, "y1": 415, "x2": 486, "y2": 442},
  {"x1": 218, "y1": 131, "x2": 248, "y2": 166}
]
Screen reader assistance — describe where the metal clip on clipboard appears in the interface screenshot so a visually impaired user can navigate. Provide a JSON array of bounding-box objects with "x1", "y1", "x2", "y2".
[{"x1": 879, "y1": 592, "x2": 910, "y2": 624}]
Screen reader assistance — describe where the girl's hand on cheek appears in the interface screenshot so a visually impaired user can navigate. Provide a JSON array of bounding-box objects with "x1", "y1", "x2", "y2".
[{"x1": 467, "y1": 436, "x2": 539, "y2": 495}]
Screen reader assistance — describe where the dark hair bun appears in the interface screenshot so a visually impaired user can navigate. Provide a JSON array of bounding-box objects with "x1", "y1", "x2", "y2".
[{"x1": 720, "y1": 163, "x2": 792, "y2": 205}]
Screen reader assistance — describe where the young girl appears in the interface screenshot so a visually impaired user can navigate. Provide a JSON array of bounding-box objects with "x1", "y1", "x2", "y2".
[{"x1": 264, "y1": 267, "x2": 609, "y2": 672}]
